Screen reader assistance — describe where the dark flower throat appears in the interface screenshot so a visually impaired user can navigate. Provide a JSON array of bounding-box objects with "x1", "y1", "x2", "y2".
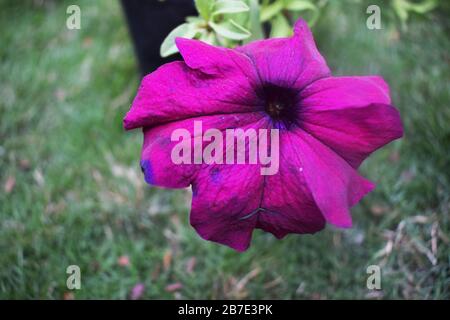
[{"x1": 259, "y1": 83, "x2": 300, "y2": 129}]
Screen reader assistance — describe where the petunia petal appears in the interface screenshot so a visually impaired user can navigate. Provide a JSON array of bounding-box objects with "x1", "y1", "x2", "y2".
[
  {"x1": 190, "y1": 163, "x2": 262, "y2": 252},
  {"x1": 300, "y1": 76, "x2": 403, "y2": 167},
  {"x1": 237, "y1": 19, "x2": 330, "y2": 89},
  {"x1": 189, "y1": 117, "x2": 270, "y2": 251},
  {"x1": 175, "y1": 37, "x2": 258, "y2": 79},
  {"x1": 300, "y1": 76, "x2": 391, "y2": 110},
  {"x1": 292, "y1": 130, "x2": 375, "y2": 227},
  {"x1": 123, "y1": 56, "x2": 259, "y2": 130},
  {"x1": 140, "y1": 112, "x2": 265, "y2": 188},
  {"x1": 258, "y1": 131, "x2": 326, "y2": 238}
]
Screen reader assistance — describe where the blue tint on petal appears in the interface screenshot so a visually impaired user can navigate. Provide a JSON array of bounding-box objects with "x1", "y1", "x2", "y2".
[
  {"x1": 210, "y1": 167, "x2": 221, "y2": 183},
  {"x1": 140, "y1": 159, "x2": 154, "y2": 185}
]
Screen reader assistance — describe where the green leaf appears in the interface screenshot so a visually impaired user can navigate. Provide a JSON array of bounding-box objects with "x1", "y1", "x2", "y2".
[
  {"x1": 246, "y1": 0, "x2": 264, "y2": 42},
  {"x1": 160, "y1": 23, "x2": 198, "y2": 58},
  {"x1": 199, "y1": 31, "x2": 217, "y2": 46},
  {"x1": 270, "y1": 13, "x2": 292, "y2": 38},
  {"x1": 286, "y1": 0, "x2": 319, "y2": 26},
  {"x1": 392, "y1": 0, "x2": 437, "y2": 27},
  {"x1": 195, "y1": 0, "x2": 213, "y2": 20},
  {"x1": 285, "y1": 0, "x2": 316, "y2": 11},
  {"x1": 261, "y1": 1, "x2": 284, "y2": 22},
  {"x1": 306, "y1": 9, "x2": 320, "y2": 27},
  {"x1": 209, "y1": 19, "x2": 251, "y2": 40},
  {"x1": 407, "y1": 0, "x2": 438, "y2": 14},
  {"x1": 392, "y1": 0, "x2": 409, "y2": 23},
  {"x1": 212, "y1": 0, "x2": 249, "y2": 16},
  {"x1": 186, "y1": 16, "x2": 204, "y2": 24}
]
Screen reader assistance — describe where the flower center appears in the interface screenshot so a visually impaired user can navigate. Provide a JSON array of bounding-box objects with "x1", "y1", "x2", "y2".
[
  {"x1": 266, "y1": 101, "x2": 285, "y2": 119},
  {"x1": 260, "y1": 84, "x2": 299, "y2": 128}
]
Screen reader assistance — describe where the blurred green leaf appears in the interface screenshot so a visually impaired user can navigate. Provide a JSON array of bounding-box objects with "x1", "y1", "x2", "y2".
[
  {"x1": 246, "y1": 0, "x2": 264, "y2": 42},
  {"x1": 285, "y1": 0, "x2": 316, "y2": 11},
  {"x1": 261, "y1": 1, "x2": 284, "y2": 22},
  {"x1": 199, "y1": 31, "x2": 218, "y2": 45},
  {"x1": 195, "y1": 0, "x2": 213, "y2": 21},
  {"x1": 407, "y1": 0, "x2": 438, "y2": 14},
  {"x1": 186, "y1": 16, "x2": 204, "y2": 24},
  {"x1": 286, "y1": 0, "x2": 319, "y2": 26},
  {"x1": 392, "y1": 0, "x2": 438, "y2": 24},
  {"x1": 270, "y1": 13, "x2": 292, "y2": 37},
  {"x1": 160, "y1": 23, "x2": 198, "y2": 58},
  {"x1": 392, "y1": 0, "x2": 410, "y2": 23},
  {"x1": 212, "y1": 0, "x2": 249, "y2": 16},
  {"x1": 209, "y1": 19, "x2": 251, "y2": 40}
]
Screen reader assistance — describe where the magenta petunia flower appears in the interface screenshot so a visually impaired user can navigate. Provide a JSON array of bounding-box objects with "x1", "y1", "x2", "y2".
[{"x1": 124, "y1": 19, "x2": 403, "y2": 252}]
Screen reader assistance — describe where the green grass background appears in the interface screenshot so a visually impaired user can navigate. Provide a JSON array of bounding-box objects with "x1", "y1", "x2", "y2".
[{"x1": 0, "y1": 0, "x2": 448, "y2": 299}]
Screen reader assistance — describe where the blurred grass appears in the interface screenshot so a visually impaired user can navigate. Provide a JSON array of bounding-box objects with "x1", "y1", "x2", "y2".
[{"x1": 0, "y1": 0, "x2": 448, "y2": 299}]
